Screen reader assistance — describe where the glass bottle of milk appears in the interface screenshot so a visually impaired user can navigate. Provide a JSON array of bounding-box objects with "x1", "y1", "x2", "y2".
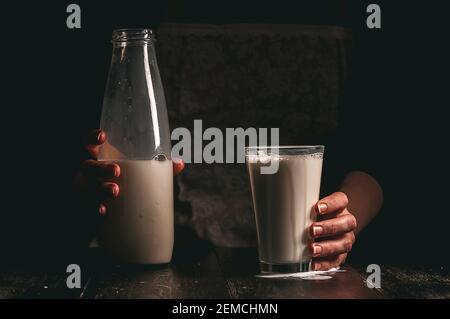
[{"x1": 98, "y1": 29, "x2": 173, "y2": 264}]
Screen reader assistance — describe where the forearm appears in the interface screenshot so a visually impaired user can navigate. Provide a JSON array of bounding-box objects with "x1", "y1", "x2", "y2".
[{"x1": 338, "y1": 171, "x2": 383, "y2": 234}]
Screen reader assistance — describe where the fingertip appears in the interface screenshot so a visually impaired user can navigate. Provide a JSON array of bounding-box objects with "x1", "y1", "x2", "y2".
[
  {"x1": 312, "y1": 244, "x2": 323, "y2": 257},
  {"x1": 312, "y1": 225, "x2": 323, "y2": 237},
  {"x1": 103, "y1": 163, "x2": 121, "y2": 178},
  {"x1": 97, "y1": 131, "x2": 106, "y2": 144},
  {"x1": 173, "y1": 159, "x2": 185, "y2": 176},
  {"x1": 112, "y1": 184, "x2": 119, "y2": 197},
  {"x1": 111, "y1": 163, "x2": 121, "y2": 177},
  {"x1": 317, "y1": 202, "x2": 328, "y2": 214},
  {"x1": 99, "y1": 204, "x2": 106, "y2": 216},
  {"x1": 103, "y1": 182, "x2": 120, "y2": 197},
  {"x1": 350, "y1": 215, "x2": 358, "y2": 230},
  {"x1": 337, "y1": 191, "x2": 349, "y2": 206}
]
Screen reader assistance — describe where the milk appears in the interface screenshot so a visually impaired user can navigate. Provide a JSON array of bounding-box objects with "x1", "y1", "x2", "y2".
[
  {"x1": 98, "y1": 159, "x2": 174, "y2": 264},
  {"x1": 247, "y1": 153, "x2": 323, "y2": 265}
]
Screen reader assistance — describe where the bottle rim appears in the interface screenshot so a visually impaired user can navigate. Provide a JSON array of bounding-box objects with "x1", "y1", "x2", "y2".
[{"x1": 112, "y1": 28, "x2": 155, "y2": 44}]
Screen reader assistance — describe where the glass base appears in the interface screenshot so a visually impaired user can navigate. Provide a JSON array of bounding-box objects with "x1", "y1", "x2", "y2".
[{"x1": 260, "y1": 260, "x2": 312, "y2": 274}]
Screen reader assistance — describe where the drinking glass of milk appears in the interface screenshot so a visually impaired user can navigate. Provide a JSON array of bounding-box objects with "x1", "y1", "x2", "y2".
[
  {"x1": 97, "y1": 29, "x2": 173, "y2": 264},
  {"x1": 246, "y1": 146, "x2": 324, "y2": 273}
]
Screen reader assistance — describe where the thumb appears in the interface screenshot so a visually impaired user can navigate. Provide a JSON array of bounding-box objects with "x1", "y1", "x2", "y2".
[
  {"x1": 172, "y1": 158, "x2": 185, "y2": 176},
  {"x1": 84, "y1": 129, "x2": 106, "y2": 159}
]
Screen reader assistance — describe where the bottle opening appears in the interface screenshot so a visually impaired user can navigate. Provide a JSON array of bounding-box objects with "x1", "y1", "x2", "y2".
[{"x1": 112, "y1": 28, "x2": 154, "y2": 45}]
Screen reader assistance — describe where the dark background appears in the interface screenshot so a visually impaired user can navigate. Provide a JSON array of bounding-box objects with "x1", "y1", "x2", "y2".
[{"x1": 1, "y1": 1, "x2": 448, "y2": 266}]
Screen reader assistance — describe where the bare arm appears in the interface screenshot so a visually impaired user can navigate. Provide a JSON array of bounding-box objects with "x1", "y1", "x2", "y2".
[{"x1": 339, "y1": 171, "x2": 383, "y2": 234}]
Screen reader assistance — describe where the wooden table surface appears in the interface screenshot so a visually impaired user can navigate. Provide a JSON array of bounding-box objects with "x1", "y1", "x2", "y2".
[{"x1": 1, "y1": 244, "x2": 449, "y2": 299}]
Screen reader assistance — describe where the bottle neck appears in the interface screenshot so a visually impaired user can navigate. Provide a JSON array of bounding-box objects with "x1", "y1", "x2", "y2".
[{"x1": 101, "y1": 29, "x2": 171, "y2": 161}]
